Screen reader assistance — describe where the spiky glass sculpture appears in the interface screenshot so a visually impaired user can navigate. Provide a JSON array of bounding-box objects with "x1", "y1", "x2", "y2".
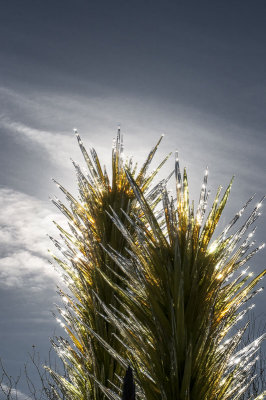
[
  {"x1": 47, "y1": 128, "x2": 170, "y2": 399},
  {"x1": 48, "y1": 130, "x2": 265, "y2": 400},
  {"x1": 93, "y1": 156, "x2": 266, "y2": 400}
]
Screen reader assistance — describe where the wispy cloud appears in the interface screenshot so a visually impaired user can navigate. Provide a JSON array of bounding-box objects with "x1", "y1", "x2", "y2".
[
  {"x1": 0, "y1": 188, "x2": 64, "y2": 289},
  {"x1": 0, "y1": 85, "x2": 265, "y2": 201},
  {"x1": 0, "y1": 118, "x2": 79, "y2": 166}
]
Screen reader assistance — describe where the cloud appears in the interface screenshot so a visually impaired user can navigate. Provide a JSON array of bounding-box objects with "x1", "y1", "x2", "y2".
[
  {"x1": 0, "y1": 118, "x2": 78, "y2": 166},
  {"x1": 0, "y1": 86, "x2": 120, "y2": 168},
  {"x1": 0, "y1": 188, "x2": 65, "y2": 289},
  {"x1": 0, "y1": 85, "x2": 115, "y2": 172},
  {"x1": 0, "y1": 250, "x2": 52, "y2": 288},
  {"x1": 0, "y1": 384, "x2": 31, "y2": 400},
  {"x1": 0, "y1": 85, "x2": 265, "y2": 204}
]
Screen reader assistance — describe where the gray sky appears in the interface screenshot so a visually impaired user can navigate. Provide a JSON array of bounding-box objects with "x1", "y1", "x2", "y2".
[{"x1": 0, "y1": 0, "x2": 266, "y2": 395}]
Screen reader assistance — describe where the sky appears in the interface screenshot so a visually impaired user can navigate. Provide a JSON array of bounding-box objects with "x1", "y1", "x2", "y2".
[{"x1": 0, "y1": 0, "x2": 266, "y2": 396}]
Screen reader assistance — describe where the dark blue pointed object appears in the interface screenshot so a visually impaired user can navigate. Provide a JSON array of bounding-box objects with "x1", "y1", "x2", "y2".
[{"x1": 122, "y1": 366, "x2": 135, "y2": 400}]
